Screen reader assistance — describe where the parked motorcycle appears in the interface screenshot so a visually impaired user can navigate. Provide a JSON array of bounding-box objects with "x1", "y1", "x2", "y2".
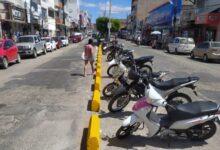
[
  {"x1": 103, "y1": 71, "x2": 167, "y2": 98},
  {"x1": 116, "y1": 76, "x2": 220, "y2": 141},
  {"x1": 107, "y1": 54, "x2": 153, "y2": 78},
  {"x1": 108, "y1": 69, "x2": 199, "y2": 112}
]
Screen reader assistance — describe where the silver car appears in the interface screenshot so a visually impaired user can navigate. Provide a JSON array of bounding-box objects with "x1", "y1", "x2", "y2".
[
  {"x1": 190, "y1": 41, "x2": 220, "y2": 61},
  {"x1": 17, "y1": 35, "x2": 46, "y2": 58}
]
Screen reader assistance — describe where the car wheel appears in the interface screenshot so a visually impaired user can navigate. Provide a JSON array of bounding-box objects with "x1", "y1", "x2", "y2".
[
  {"x1": 33, "y1": 49, "x2": 37, "y2": 58},
  {"x1": 167, "y1": 47, "x2": 170, "y2": 53},
  {"x1": 175, "y1": 48, "x2": 178, "y2": 54},
  {"x1": 43, "y1": 47, "x2": 47, "y2": 55},
  {"x1": 190, "y1": 52, "x2": 195, "y2": 59},
  {"x1": 203, "y1": 55, "x2": 208, "y2": 62},
  {"x1": 2, "y1": 57, "x2": 8, "y2": 69},
  {"x1": 16, "y1": 54, "x2": 21, "y2": 63}
]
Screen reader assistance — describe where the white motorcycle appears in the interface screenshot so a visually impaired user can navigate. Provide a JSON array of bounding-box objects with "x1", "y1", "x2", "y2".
[{"x1": 116, "y1": 77, "x2": 220, "y2": 141}]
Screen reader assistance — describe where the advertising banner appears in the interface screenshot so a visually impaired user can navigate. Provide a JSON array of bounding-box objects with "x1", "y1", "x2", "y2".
[{"x1": 147, "y1": 0, "x2": 182, "y2": 26}]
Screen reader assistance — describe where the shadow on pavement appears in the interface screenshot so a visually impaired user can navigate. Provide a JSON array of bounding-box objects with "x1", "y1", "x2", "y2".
[
  {"x1": 187, "y1": 57, "x2": 220, "y2": 64},
  {"x1": 80, "y1": 128, "x2": 88, "y2": 150},
  {"x1": 99, "y1": 110, "x2": 132, "y2": 120},
  {"x1": 107, "y1": 135, "x2": 207, "y2": 149},
  {"x1": 102, "y1": 75, "x2": 111, "y2": 79},
  {"x1": 87, "y1": 100, "x2": 92, "y2": 111},
  {"x1": 71, "y1": 73, "x2": 84, "y2": 77}
]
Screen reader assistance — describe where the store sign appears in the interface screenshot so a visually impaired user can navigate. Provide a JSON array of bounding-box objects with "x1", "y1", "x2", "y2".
[
  {"x1": 196, "y1": 13, "x2": 220, "y2": 25},
  {"x1": 11, "y1": 7, "x2": 25, "y2": 21}
]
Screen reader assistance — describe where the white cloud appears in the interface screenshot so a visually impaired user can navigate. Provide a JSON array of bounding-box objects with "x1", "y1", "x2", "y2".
[
  {"x1": 99, "y1": 2, "x2": 131, "y2": 14},
  {"x1": 80, "y1": 1, "x2": 96, "y2": 7}
]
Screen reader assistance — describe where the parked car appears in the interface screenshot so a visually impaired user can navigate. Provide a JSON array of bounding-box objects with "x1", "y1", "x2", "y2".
[
  {"x1": 168, "y1": 37, "x2": 195, "y2": 54},
  {"x1": 69, "y1": 33, "x2": 82, "y2": 43},
  {"x1": 190, "y1": 41, "x2": 220, "y2": 61},
  {"x1": 17, "y1": 35, "x2": 46, "y2": 58},
  {"x1": 0, "y1": 39, "x2": 21, "y2": 69},
  {"x1": 59, "y1": 36, "x2": 69, "y2": 46},
  {"x1": 41, "y1": 37, "x2": 56, "y2": 52},
  {"x1": 52, "y1": 37, "x2": 63, "y2": 49}
]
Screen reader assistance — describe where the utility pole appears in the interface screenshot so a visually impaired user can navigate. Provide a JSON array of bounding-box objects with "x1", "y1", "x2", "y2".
[
  {"x1": 108, "y1": 0, "x2": 112, "y2": 41},
  {"x1": 29, "y1": 0, "x2": 34, "y2": 34},
  {"x1": 104, "y1": 0, "x2": 107, "y2": 17}
]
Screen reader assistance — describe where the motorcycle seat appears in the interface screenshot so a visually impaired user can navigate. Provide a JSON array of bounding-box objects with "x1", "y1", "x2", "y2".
[
  {"x1": 152, "y1": 76, "x2": 199, "y2": 90},
  {"x1": 169, "y1": 101, "x2": 219, "y2": 121},
  {"x1": 134, "y1": 56, "x2": 154, "y2": 65}
]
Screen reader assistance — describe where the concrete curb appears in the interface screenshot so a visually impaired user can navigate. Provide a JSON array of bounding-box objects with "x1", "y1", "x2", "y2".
[
  {"x1": 87, "y1": 45, "x2": 102, "y2": 150},
  {"x1": 91, "y1": 45, "x2": 102, "y2": 112},
  {"x1": 87, "y1": 114, "x2": 100, "y2": 150}
]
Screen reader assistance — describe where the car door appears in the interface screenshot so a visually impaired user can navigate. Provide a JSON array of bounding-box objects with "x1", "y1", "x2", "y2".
[
  {"x1": 3, "y1": 40, "x2": 13, "y2": 61},
  {"x1": 202, "y1": 42, "x2": 210, "y2": 56},
  {"x1": 38, "y1": 36, "x2": 44, "y2": 50},
  {"x1": 193, "y1": 43, "x2": 202, "y2": 57},
  {"x1": 8, "y1": 40, "x2": 17, "y2": 60}
]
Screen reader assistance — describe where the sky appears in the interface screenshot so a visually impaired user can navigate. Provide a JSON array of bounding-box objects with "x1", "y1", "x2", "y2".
[{"x1": 80, "y1": 0, "x2": 131, "y2": 23}]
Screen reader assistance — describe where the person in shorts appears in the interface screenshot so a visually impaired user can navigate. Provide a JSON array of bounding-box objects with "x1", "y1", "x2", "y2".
[{"x1": 84, "y1": 39, "x2": 95, "y2": 77}]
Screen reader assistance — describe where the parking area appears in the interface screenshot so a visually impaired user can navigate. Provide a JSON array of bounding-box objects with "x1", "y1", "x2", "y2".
[{"x1": 99, "y1": 39, "x2": 220, "y2": 150}]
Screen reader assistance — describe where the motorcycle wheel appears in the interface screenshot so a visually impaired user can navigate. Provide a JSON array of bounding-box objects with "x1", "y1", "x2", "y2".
[
  {"x1": 140, "y1": 65, "x2": 153, "y2": 74},
  {"x1": 187, "y1": 121, "x2": 216, "y2": 141},
  {"x1": 166, "y1": 93, "x2": 192, "y2": 112},
  {"x1": 102, "y1": 82, "x2": 119, "y2": 98},
  {"x1": 107, "y1": 53, "x2": 114, "y2": 61},
  {"x1": 116, "y1": 122, "x2": 141, "y2": 139},
  {"x1": 107, "y1": 64, "x2": 119, "y2": 77},
  {"x1": 108, "y1": 93, "x2": 130, "y2": 112}
]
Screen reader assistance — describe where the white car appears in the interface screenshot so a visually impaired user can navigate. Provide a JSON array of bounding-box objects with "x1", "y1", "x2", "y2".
[
  {"x1": 168, "y1": 37, "x2": 195, "y2": 54},
  {"x1": 41, "y1": 37, "x2": 56, "y2": 52},
  {"x1": 60, "y1": 36, "x2": 69, "y2": 46}
]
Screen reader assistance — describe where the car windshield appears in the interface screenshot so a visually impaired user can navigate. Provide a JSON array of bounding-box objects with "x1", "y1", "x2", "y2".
[
  {"x1": 42, "y1": 38, "x2": 50, "y2": 42},
  {"x1": 0, "y1": 41, "x2": 2, "y2": 48},
  {"x1": 18, "y1": 37, "x2": 34, "y2": 43},
  {"x1": 180, "y1": 38, "x2": 194, "y2": 44},
  {"x1": 60, "y1": 37, "x2": 65, "y2": 40},
  {"x1": 211, "y1": 42, "x2": 220, "y2": 47}
]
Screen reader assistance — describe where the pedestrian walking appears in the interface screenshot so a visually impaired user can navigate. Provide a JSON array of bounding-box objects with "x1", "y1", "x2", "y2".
[{"x1": 83, "y1": 39, "x2": 95, "y2": 77}]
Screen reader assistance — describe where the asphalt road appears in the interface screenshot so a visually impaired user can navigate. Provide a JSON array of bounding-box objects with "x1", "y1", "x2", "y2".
[
  {"x1": 0, "y1": 41, "x2": 93, "y2": 150},
  {"x1": 100, "y1": 39, "x2": 220, "y2": 150}
]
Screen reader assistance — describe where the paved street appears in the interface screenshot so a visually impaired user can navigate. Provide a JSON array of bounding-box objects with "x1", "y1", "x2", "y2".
[
  {"x1": 0, "y1": 41, "x2": 93, "y2": 150},
  {"x1": 100, "y1": 39, "x2": 220, "y2": 150}
]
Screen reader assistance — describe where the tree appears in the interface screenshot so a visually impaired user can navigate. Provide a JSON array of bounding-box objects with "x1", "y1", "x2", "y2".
[{"x1": 96, "y1": 17, "x2": 121, "y2": 34}]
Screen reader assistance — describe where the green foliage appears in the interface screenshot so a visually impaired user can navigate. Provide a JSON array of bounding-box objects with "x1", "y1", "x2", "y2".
[{"x1": 96, "y1": 17, "x2": 121, "y2": 34}]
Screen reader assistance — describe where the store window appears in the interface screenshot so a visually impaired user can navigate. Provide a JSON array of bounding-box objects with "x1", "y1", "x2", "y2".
[{"x1": 48, "y1": 9, "x2": 54, "y2": 18}]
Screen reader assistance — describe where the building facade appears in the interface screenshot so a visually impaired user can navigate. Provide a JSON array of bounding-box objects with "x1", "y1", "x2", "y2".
[
  {"x1": 0, "y1": 0, "x2": 81, "y2": 38},
  {"x1": 131, "y1": 0, "x2": 167, "y2": 33},
  {"x1": 195, "y1": 0, "x2": 220, "y2": 41},
  {"x1": 0, "y1": 0, "x2": 26, "y2": 37}
]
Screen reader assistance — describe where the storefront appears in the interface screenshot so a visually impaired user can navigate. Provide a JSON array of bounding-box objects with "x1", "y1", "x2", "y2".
[
  {"x1": 195, "y1": 12, "x2": 220, "y2": 41},
  {"x1": 0, "y1": 2, "x2": 26, "y2": 38}
]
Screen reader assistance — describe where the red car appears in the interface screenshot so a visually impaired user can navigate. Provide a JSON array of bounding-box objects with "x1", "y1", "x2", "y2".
[
  {"x1": 0, "y1": 39, "x2": 21, "y2": 69},
  {"x1": 52, "y1": 37, "x2": 63, "y2": 49},
  {"x1": 69, "y1": 34, "x2": 82, "y2": 43}
]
